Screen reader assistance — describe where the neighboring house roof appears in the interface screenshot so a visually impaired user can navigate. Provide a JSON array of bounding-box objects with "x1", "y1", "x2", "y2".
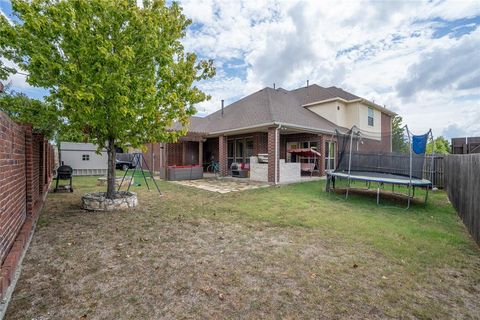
[
  {"x1": 176, "y1": 84, "x2": 395, "y2": 136},
  {"x1": 171, "y1": 115, "x2": 210, "y2": 134}
]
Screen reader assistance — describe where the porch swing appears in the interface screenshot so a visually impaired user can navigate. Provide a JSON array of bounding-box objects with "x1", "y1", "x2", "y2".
[{"x1": 287, "y1": 148, "x2": 321, "y2": 177}]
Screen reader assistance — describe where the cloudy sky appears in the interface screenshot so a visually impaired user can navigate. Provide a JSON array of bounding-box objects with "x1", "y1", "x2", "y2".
[{"x1": 1, "y1": 0, "x2": 479, "y2": 138}]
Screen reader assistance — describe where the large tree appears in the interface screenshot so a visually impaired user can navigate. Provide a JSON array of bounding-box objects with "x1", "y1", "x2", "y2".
[
  {"x1": 427, "y1": 136, "x2": 450, "y2": 154},
  {"x1": 391, "y1": 115, "x2": 408, "y2": 153},
  {"x1": 2, "y1": 0, "x2": 215, "y2": 198}
]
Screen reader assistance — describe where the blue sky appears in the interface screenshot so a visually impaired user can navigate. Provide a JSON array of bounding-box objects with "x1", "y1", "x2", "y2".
[{"x1": 1, "y1": 0, "x2": 479, "y2": 138}]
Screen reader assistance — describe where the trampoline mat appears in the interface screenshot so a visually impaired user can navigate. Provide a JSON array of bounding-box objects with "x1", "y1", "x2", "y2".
[{"x1": 328, "y1": 170, "x2": 432, "y2": 187}]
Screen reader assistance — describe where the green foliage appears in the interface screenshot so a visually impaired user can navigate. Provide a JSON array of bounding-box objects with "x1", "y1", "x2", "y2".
[
  {"x1": 0, "y1": 92, "x2": 59, "y2": 139},
  {"x1": 427, "y1": 136, "x2": 450, "y2": 154},
  {"x1": 3, "y1": 0, "x2": 215, "y2": 151},
  {"x1": 391, "y1": 115, "x2": 408, "y2": 152},
  {"x1": 0, "y1": 15, "x2": 16, "y2": 80},
  {"x1": 3, "y1": 0, "x2": 215, "y2": 197}
]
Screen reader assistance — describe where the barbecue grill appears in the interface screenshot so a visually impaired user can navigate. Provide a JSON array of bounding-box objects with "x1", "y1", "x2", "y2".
[{"x1": 54, "y1": 165, "x2": 74, "y2": 192}]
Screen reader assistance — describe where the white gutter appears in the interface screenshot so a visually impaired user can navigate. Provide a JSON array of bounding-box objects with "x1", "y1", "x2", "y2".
[
  {"x1": 208, "y1": 121, "x2": 338, "y2": 136},
  {"x1": 208, "y1": 122, "x2": 274, "y2": 135}
]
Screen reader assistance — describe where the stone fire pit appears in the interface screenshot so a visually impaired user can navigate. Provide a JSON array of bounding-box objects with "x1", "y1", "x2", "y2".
[{"x1": 82, "y1": 191, "x2": 138, "y2": 211}]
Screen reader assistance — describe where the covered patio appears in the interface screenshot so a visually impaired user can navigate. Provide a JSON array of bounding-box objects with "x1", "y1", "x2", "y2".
[
  {"x1": 143, "y1": 125, "x2": 336, "y2": 185},
  {"x1": 202, "y1": 125, "x2": 335, "y2": 184}
]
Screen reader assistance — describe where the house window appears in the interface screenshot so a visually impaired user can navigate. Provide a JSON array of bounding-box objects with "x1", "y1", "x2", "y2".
[
  {"x1": 227, "y1": 139, "x2": 234, "y2": 168},
  {"x1": 325, "y1": 141, "x2": 336, "y2": 170},
  {"x1": 82, "y1": 154, "x2": 90, "y2": 161},
  {"x1": 227, "y1": 137, "x2": 253, "y2": 167},
  {"x1": 368, "y1": 107, "x2": 374, "y2": 126},
  {"x1": 235, "y1": 139, "x2": 244, "y2": 160}
]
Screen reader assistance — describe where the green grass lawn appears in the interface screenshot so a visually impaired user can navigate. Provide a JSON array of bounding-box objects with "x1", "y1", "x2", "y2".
[{"x1": 6, "y1": 176, "x2": 480, "y2": 319}]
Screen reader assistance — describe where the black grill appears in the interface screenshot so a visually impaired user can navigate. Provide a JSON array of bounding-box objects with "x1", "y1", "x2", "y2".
[
  {"x1": 57, "y1": 165, "x2": 73, "y2": 179},
  {"x1": 54, "y1": 165, "x2": 74, "y2": 192}
]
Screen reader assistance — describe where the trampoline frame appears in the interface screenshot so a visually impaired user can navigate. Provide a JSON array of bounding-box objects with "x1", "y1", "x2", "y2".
[
  {"x1": 326, "y1": 125, "x2": 435, "y2": 209},
  {"x1": 326, "y1": 170, "x2": 432, "y2": 208}
]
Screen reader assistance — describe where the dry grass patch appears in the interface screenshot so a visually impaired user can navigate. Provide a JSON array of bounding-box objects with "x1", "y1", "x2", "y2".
[{"x1": 5, "y1": 176, "x2": 480, "y2": 319}]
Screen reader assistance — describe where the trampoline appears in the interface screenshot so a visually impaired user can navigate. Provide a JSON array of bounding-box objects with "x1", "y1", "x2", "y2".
[
  {"x1": 326, "y1": 125, "x2": 435, "y2": 208},
  {"x1": 328, "y1": 171, "x2": 432, "y2": 186}
]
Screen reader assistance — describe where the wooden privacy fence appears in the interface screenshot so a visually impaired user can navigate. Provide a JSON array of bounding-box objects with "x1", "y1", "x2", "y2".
[
  {"x1": 424, "y1": 155, "x2": 445, "y2": 188},
  {"x1": 443, "y1": 154, "x2": 480, "y2": 245}
]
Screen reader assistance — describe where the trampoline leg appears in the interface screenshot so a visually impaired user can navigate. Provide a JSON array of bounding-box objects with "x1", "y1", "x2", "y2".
[
  {"x1": 406, "y1": 185, "x2": 411, "y2": 209},
  {"x1": 424, "y1": 187, "x2": 429, "y2": 205},
  {"x1": 345, "y1": 179, "x2": 350, "y2": 200},
  {"x1": 377, "y1": 186, "x2": 380, "y2": 205}
]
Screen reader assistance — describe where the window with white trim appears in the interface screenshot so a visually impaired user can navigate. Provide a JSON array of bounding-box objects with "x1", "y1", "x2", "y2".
[
  {"x1": 367, "y1": 107, "x2": 374, "y2": 126},
  {"x1": 82, "y1": 154, "x2": 90, "y2": 161},
  {"x1": 325, "y1": 141, "x2": 336, "y2": 170}
]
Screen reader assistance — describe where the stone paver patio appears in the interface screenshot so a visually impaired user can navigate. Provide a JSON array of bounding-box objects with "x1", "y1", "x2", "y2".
[{"x1": 171, "y1": 178, "x2": 270, "y2": 193}]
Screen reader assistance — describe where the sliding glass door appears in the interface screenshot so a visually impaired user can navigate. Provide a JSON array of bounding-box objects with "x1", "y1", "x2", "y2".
[
  {"x1": 227, "y1": 137, "x2": 253, "y2": 169},
  {"x1": 325, "y1": 141, "x2": 336, "y2": 170}
]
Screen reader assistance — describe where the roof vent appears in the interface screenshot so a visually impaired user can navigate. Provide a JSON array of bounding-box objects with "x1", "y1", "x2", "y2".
[{"x1": 221, "y1": 99, "x2": 224, "y2": 117}]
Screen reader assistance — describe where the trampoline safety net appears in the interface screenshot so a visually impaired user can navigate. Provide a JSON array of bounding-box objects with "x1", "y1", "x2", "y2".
[{"x1": 331, "y1": 125, "x2": 433, "y2": 181}]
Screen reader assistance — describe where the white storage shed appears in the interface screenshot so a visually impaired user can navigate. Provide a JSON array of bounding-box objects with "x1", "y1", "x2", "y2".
[{"x1": 60, "y1": 142, "x2": 108, "y2": 176}]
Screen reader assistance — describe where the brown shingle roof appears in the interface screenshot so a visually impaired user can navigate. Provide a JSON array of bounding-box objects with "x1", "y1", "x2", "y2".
[{"x1": 178, "y1": 83, "x2": 389, "y2": 135}]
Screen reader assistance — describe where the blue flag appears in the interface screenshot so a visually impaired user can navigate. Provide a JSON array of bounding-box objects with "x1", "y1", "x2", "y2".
[{"x1": 412, "y1": 133, "x2": 429, "y2": 154}]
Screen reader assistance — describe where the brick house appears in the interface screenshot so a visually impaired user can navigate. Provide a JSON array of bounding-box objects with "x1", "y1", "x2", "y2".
[{"x1": 143, "y1": 84, "x2": 396, "y2": 184}]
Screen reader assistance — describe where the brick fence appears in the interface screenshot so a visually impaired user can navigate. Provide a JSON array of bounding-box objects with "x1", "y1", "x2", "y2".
[{"x1": 0, "y1": 111, "x2": 54, "y2": 299}]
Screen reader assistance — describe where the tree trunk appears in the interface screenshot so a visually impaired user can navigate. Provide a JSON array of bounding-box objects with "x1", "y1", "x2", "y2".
[{"x1": 106, "y1": 137, "x2": 116, "y2": 199}]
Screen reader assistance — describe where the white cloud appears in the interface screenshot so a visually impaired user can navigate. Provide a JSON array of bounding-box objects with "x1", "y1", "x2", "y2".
[
  {"x1": 0, "y1": 58, "x2": 34, "y2": 89},
  {"x1": 180, "y1": 0, "x2": 480, "y2": 138}
]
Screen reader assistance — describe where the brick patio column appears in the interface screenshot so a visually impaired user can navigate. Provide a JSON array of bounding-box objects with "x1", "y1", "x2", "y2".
[
  {"x1": 319, "y1": 135, "x2": 326, "y2": 176},
  {"x1": 267, "y1": 127, "x2": 279, "y2": 184},
  {"x1": 182, "y1": 141, "x2": 186, "y2": 165},
  {"x1": 198, "y1": 140, "x2": 203, "y2": 167},
  {"x1": 219, "y1": 135, "x2": 227, "y2": 176}
]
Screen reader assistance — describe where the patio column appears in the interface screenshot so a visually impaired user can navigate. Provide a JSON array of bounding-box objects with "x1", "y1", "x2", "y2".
[
  {"x1": 219, "y1": 135, "x2": 228, "y2": 176},
  {"x1": 198, "y1": 140, "x2": 203, "y2": 167},
  {"x1": 268, "y1": 126, "x2": 279, "y2": 184},
  {"x1": 182, "y1": 141, "x2": 186, "y2": 165},
  {"x1": 319, "y1": 135, "x2": 326, "y2": 176}
]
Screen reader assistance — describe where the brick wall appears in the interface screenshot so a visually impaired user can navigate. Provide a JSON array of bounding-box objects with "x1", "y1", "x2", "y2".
[
  {"x1": 219, "y1": 135, "x2": 227, "y2": 176},
  {"x1": 0, "y1": 114, "x2": 27, "y2": 264},
  {"x1": 0, "y1": 111, "x2": 54, "y2": 298},
  {"x1": 267, "y1": 127, "x2": 278, "y2": 183}
]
